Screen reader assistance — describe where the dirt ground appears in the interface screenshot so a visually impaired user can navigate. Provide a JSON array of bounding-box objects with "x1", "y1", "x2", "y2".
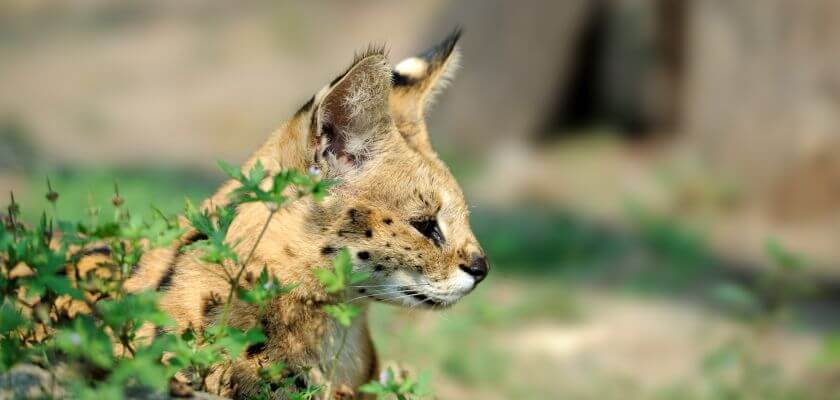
[{"x1": 371, "y1": 279, "x2": 822, "y2": 400}]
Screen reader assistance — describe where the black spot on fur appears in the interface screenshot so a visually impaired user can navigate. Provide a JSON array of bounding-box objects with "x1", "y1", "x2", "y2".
[
  {"x1": 246, "y1": 342, "x2": 266, "y2": 358},
  {"x1": 284, "y1": 246, "x2": 297, "y2": 258},
  {"x1": 182, "y1": 231, "x2": 209, "y2": 245},
  {"x1": 340, "y1": 208, "x2": 372, "y2": 237},
  {"x1": 365, "y1": 229, "x2": 373, "y2": 238},
  {"x1": 156, "y1": 266, "x2": 175, "y2": 291},
  {"x1": 83, "y1": 246, "x2": 111, "y2": 257},
  {"x1": 321, "y1": 246, "x2": 336, "y2": 255},
  {"x1": 383, "y1": 217, "x2": 393, "y2": 225},
  {"x1": 385, "y1": 242, "x2": 391, "y2": 247},
  {"x1": 404, "y1": 247, "x2": 412, "y2": 251},
  {"x1": 358, "y1": 251, "x2": 370, "y2": 260},
  {"x1": 260, "y1": 316, "x2": 271, "y2": 335},
  {"x1": 154, "y1": 326, "x2": 166, "y2": 337},
  {"x1": 294, "y1": 375, "x2": 308, "y2": 391},
  {"x1": 374, "y1": 265, "x2": 384, "y2": 272},
  {"x1": 202, "y1": 293, "x2": 223, "y2": 323}
]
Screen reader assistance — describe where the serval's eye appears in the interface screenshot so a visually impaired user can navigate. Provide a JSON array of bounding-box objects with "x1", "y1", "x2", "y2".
[{"x1": 411, "y1": 218, "x2": 445, "y2": 247}]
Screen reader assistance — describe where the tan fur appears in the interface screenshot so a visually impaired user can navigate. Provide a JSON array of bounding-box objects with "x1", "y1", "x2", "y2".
[{"x1": 125, "y1": 31, "x2": 483, "y2": 398}]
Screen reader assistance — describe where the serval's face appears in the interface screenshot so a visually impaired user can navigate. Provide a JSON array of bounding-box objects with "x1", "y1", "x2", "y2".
[{"x1": 302, "y1": 30, "x2": 487, "y2": 309}]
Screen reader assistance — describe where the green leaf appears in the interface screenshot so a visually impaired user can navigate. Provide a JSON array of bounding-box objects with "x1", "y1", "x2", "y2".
[
  {"x1": 237, "y1": 266, "x2": 296, "y2": 309},
  {"x1": 322, "y1": 303, "x2": 361, "y2": 327},
  {"x1": 218, "y1": 160, "x2": 245, "y2": 181},
  {"x1": 109, "y1": 350, "x2": 171, "y2": 391},
  {"x1": 0, "y1": 301, "x2": 27, "y2": 334},
  {"x1": 56, "y1": 317, "x2": 115, "y2": 369},
  {"x1": 97, "y1": 291, "x2": 172, "y2": 333},
  {"x1": 310, "y1": 179, "x2": 337, "y2": 202},
  {"x1": 358, "y1": 381, "x2": 390, "y2": 395},
  {"x1": 314, "y1": 248, "x2": 367, "y2": 294},
  {"x1": 211, "y1": 326, "x2": 267, "y2": 359},
  {"x1": 314, "y1": 268, "x2": 341, "y2": 294},
  {"x1": 0, "y1": 337, "x2": 28, "y2": 372}
]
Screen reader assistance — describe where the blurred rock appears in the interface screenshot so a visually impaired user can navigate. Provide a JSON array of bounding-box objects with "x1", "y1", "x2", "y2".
[
  {"x1": 424, "y1": 0, "x2": 592, "y2": 151},
  {"x1": 0, "y1": 364, "x2": 227, "y2": 400},
  {"x1": 682, "y1": 0, "x2": 840, "y2": 198}
]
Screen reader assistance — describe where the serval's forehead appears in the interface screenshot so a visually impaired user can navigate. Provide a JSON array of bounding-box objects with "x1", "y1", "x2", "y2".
[{"x1": 360, "y1": 150, "x2": 462, "y2": 205}]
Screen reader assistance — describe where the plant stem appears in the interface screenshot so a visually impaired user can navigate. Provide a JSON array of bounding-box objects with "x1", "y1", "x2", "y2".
[
  {"x1": 324, "y1": 288, "x2": 353, "y2": 400},
  {"x1": 219, "y1": 207, "x2": 276, "y2": 329},
  {"x1": 323, "y1": 325, "x2": 350, "y2": 400}
]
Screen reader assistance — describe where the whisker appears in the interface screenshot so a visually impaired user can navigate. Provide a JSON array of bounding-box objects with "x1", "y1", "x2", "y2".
[
  {"x1": 380, "y1": 291, "x2": 422, "y2": 304},
  {"x1": 349, "y1": 283, "x2": 431, "y2": 289},
  {"x1": 346, "y1": 289, "x2": 405, "y2": 303}
]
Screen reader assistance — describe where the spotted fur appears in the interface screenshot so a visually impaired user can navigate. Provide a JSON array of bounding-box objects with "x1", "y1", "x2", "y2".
[{"x1": 124, "y1": 29, "x2": 485, "y2": 398}]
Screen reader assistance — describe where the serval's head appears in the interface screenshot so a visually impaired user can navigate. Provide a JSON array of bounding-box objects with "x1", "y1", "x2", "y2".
[{"x1": 295, "y1": 30, "x2": 487, "y2": 309}]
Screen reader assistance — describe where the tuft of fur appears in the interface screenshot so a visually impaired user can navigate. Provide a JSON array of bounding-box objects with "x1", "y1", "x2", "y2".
[{"x1": 125, "y1": 30, "x2": 483, "y2": 398}]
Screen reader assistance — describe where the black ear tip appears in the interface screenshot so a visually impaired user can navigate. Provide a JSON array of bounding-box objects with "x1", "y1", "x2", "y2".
[
  {"x1": 441, "y1": 26, "x2": 463, "y2": 56},
  {"x1": 450, "y1": 26, "x2": 464, "y2": 44},
  {"x1": 420, "y1": 26, "x2": 464, "y2": 62}
]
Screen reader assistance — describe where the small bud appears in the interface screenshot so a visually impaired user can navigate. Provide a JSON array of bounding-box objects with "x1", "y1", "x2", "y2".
[
  {"x1": 112, "y1": 182, "x2": 124, "y2": 207},
  {"x1": 45, "y1": 177, "x2": 59, "y2": 203},
  {"x1": 8, "y1": 191, "x2": 20, "y2": 216}
]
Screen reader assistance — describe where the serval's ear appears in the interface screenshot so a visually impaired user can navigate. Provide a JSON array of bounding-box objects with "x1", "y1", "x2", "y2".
[
  {"x1": 310, "y1": 49, "x2": 393, "y2": 179},
  {"x1": 390, "y1": 29, "x2": 462, "y2": 153}
]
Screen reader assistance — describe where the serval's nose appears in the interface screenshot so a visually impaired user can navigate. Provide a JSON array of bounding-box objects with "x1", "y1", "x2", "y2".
[{"x1": 460, "y1": 253, "x2": 489, "y2": 285}]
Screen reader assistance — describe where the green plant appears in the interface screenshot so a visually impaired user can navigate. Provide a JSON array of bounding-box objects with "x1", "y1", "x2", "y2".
[
  {"x1": 1, "y1": 160, "x2": 428, "y2": 399},
  {"x1": 358, "y1": 367, "x2": 431, "y2": 400}
]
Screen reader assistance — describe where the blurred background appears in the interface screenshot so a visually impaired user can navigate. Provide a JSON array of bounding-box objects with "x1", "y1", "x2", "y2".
[{"x1": 3, "y1": 1, "x2": 840, "y2": 398}]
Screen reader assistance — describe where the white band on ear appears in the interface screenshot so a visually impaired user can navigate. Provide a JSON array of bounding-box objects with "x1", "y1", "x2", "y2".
[{"x1": 395, "y1": 57, "x2": 429, "y2": 79}]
